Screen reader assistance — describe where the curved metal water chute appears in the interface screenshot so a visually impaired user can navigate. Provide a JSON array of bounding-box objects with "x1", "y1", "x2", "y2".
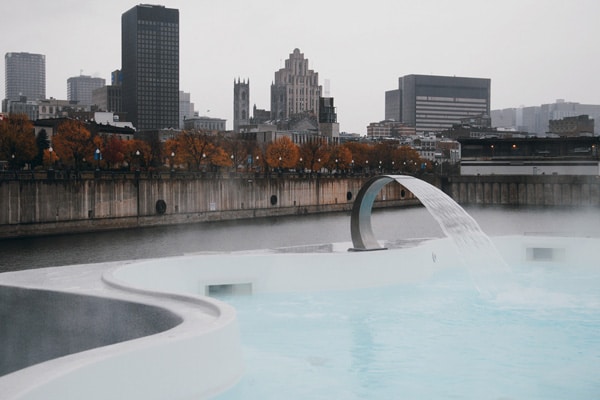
[
  {"x1": 349, "y1": 175, "x2": 397, "y2": 251},
  {"x1": 349, "y1": 174, "x2": 496, "y2": 253}
]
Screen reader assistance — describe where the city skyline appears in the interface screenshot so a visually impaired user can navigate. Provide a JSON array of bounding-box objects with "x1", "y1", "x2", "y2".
[{"x1": 1, "y1": 0, "x2": 599, "y2": 134}]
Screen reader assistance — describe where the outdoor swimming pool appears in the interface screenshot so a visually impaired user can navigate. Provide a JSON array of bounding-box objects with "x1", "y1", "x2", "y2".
[
  {"x1": 2, "y1": 175, "x2": 599, "y2": 399},
  {"x1": 215, "y1": 257, "x2": 599, "y2": 399}
]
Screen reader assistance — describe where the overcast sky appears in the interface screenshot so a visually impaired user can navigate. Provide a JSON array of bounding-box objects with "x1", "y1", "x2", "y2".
[{"x1": 2, "y1": 0, "x2": 599, "y2": 133}]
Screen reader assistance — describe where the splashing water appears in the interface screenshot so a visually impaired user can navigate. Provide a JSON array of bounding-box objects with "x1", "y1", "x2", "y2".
[{"x1": 391, "y1": 176, "x2": 510, "y2": 296}]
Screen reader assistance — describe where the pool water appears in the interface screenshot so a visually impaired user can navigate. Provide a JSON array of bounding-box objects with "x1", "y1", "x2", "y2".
[{"x1": 214, "y1": 264, "x2": 599, "y2": 400}]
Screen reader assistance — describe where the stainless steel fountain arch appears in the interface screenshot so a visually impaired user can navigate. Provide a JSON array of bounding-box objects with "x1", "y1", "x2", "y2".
[
  {"x1": 349, "y1": 175, "x2": 398, "y2": 251},
  {"x1": 350, "y1": 174, "x2": 502, "y2": 254}
]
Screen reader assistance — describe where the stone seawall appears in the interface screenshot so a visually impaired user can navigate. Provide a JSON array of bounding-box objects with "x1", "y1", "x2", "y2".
[
  {"x1": 4, "y1": 174, "x2": 597, "y2": 239},
  {"x1": 445, "y1": 175, "x2": 600, "y2": 207},
  {"x1": 0, "y1": 175, "x2": 419, "y2": 239}
]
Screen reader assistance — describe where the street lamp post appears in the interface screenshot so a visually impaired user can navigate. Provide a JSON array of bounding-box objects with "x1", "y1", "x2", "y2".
[
  {"x1": 278, "y1": 156, "x2": 282, "y2": 175},
  {"x1": 170, "y1": 151, "x2": 175, "y2": 173},
  {"x1": 95, "y1": 148, "x2": 101, "y2": 171},
  {"x1": 135, "y1": 150, "x2": 140, "y2": 174},
  {"x1": 48, "y1": 147, "x2": 54, "y2": 171}
]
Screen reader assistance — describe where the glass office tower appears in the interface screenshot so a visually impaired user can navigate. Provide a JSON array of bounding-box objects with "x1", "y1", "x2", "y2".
[{"x1": 122, "y1": 4, "x2": 179, "y2": 131}]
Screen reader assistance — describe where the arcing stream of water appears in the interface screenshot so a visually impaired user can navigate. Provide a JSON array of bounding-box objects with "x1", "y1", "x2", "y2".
[{"x1": 351, "y1": 175, "x2": 509, "y2": 296}]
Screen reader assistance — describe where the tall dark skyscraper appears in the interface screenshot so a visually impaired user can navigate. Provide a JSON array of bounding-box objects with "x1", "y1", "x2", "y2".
[
  {"x1": 121, "y1": 4, "x2": 179, "y2": 131},
  {"x1": 4, "y1": 52, "x2": 46, "y2": 102}
]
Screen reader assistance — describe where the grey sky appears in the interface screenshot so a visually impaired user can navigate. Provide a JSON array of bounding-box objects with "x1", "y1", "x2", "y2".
[{"x1": 1, "y1": 0, "x2": 599, "y2": 133}]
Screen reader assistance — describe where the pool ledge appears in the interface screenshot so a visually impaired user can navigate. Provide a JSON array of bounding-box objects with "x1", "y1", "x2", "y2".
[
  {"x1": 0, "y1": 262, "x2": 244, "y2": 400},
  {"x1": 2, "y1": 235, "x2": 596, "y2": 399}
]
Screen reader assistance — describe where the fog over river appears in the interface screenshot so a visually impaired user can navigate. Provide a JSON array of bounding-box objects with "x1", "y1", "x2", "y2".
[{"x1": 1, "y1": 206, "x2": 599, "y2": 273}]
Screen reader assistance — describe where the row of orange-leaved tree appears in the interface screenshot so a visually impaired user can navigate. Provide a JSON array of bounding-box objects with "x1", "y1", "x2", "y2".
[{"x1": 0, "y1": 114, "x2": 432, "y2": 174}]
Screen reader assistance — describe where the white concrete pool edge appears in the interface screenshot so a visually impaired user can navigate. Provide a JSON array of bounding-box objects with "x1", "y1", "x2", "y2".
[
  {"x1": 104, "y1": 239, "x2": 458, "y2": 297},
  {"x1": 0, "y1": 262, "x2": 245, "y2": 400},
  {"x1": 1, "y1": 234, "x2": 597, "y2": 399}
]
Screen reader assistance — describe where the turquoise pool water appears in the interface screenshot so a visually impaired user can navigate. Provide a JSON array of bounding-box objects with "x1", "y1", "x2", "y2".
[{"x1": 215, "y1": 263, "x2": 599, "y2": 399}]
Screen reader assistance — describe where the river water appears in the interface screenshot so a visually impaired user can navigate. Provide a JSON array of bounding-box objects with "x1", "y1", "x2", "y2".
[{"x1": 1, "y1": 206, "x2": 599, "y2": 273}]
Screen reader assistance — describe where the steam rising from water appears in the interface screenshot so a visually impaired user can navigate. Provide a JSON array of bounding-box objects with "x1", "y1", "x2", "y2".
[{"x1": 393, "y1": 176, "x2": 509, "y2": 297}]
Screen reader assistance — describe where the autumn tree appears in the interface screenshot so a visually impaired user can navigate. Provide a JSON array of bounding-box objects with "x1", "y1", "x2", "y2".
[
  {"x1": 145, "y1": 133, "x2": 164, "y2": 170},
  {"x1": 326, "y1": 145, "x2": 353, "y2": 173},
  {"x1": 43, "y1": 147, "x2": 59, "y2": 168},
  {"x1": 343, "y1": 142, "x2": 372, "y2": 172},
  {"x1": 164, "y1": 139, "x2": 179, "y2": 170},
  {"x1": 372, "y1": 141, "x2": 397, "y2": 172},
  {"x1": 52, "y1": 120, "x2": 95, "y2": 170},
  {"x1": 221, "y1": 133, "x2": 257, "y2": 172},
  {"x1": 101, "y1": 135, "x2": 127, "y2": 169},
  {"x1": 298, "y1": 137, "x2": 329, "y2": 172},
  {"x1": 0, "y1": 114, "x2": 37, "y2": 169},
  {"x1": 122, "y1": 139, "x2": 151, "y2": 170},
  {"x1": 166, "y1": 130, "x2": 228, "y2": 171},
  {"x1": 266, "y1": 136, "x2": 299, "y2": 170},
  {"x1": 395, "y1": 145, "x2": 424, "y2": 173}
]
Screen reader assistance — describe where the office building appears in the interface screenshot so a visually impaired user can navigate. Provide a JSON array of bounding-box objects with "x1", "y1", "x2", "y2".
[
  {"x1": 111, "y1": 69, "x2": 123, "y2": 86},
  {"x1": 549, "y1": 115, "x2": 594, "y2": 137},
  {"x1": 179, "y1": 91, "x2": 195, "y2": 129},
  {"x1": 492, "y1": 99, "x2": 600, "y2": 136},
  {"x1": 319, "y1": 97, "x2": 339, "y2": 141},
  {"x1": 251, "y1": 106, "x2": 271, "y2": 124},
  {"x1": 4, "y1": 52, "x2": 45, "y2": 112},
  {"x1": 367, "y1": 120, "x2": 416, "y2": 138},
  {"x1": 184, "y1": 116, "x2": 226, "y2": 132},
  {"x1": 122, "y1": 4, "x2": 179, "y2": 131},
  {"x1": 270, "y1": 48, "x2": 322, "y2": 121},
  {"x1": 67, "y1": 75, "x2": 105, "y2": 106},
  {"x1": 385, "y1": 89, "x2": 401, "y2": 122},
  {"x1": 37, "y1": 98, "x2": 89, "y2": 119},
  {"x1": 92, "y1": 85, "x2": 122, "y2": 113},
  {"x1": 386, "y1": 74, "x2": 491, "y2": 134}
]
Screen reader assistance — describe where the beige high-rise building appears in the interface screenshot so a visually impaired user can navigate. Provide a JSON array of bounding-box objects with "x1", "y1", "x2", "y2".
[{"x1": 270, "y1": 48, "x2": 321, "y2": 121}]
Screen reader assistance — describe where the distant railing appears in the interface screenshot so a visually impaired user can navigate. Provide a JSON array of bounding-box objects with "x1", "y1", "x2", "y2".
[{"x1": 0, "y1": 168, "x2": 427, "y2": 182}]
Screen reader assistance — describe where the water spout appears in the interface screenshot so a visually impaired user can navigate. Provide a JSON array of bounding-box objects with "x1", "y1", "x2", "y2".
[{"x1": 350, "y1": 175, "x2": 509, "y2": 295}]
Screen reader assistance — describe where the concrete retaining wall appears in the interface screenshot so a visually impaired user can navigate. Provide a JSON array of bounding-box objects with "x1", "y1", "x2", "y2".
[
  {"x1": 445, "y1": 175, "x2": 600, "y2": 206},
  {"x1": 0, "y1": 176, "x2": 418, "y2": 238},
  {"x1": 4, "y1": 174, "x2": 597, "y2": 239}
]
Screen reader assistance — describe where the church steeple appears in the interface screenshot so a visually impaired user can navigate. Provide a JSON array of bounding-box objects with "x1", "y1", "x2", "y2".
[{"x1": 233, "y1": 78, "x2": 250, "y2": 132}]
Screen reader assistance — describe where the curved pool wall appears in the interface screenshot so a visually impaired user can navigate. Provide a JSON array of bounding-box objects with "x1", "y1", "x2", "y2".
[
  {"x1": 1, "y1": 234, "x2": 598, "y2": 399},
  {"x1": 105, "y1": 234, "x2": 599, "y2": 298},
  {"x1": 105, "y1": 239, "x2": 460, "y2": 296},
  {"x1": 0, "y1": 286, "x2": 182, "y2": 377},
  {"x1": 0, "y1": 263, "x2": 244, "y2": 400}
]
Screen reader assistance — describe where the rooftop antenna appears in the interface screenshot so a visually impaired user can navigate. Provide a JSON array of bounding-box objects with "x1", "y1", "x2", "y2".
[{"x1": 324, "y1": 79, "x2": 331, "y2": 97}]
